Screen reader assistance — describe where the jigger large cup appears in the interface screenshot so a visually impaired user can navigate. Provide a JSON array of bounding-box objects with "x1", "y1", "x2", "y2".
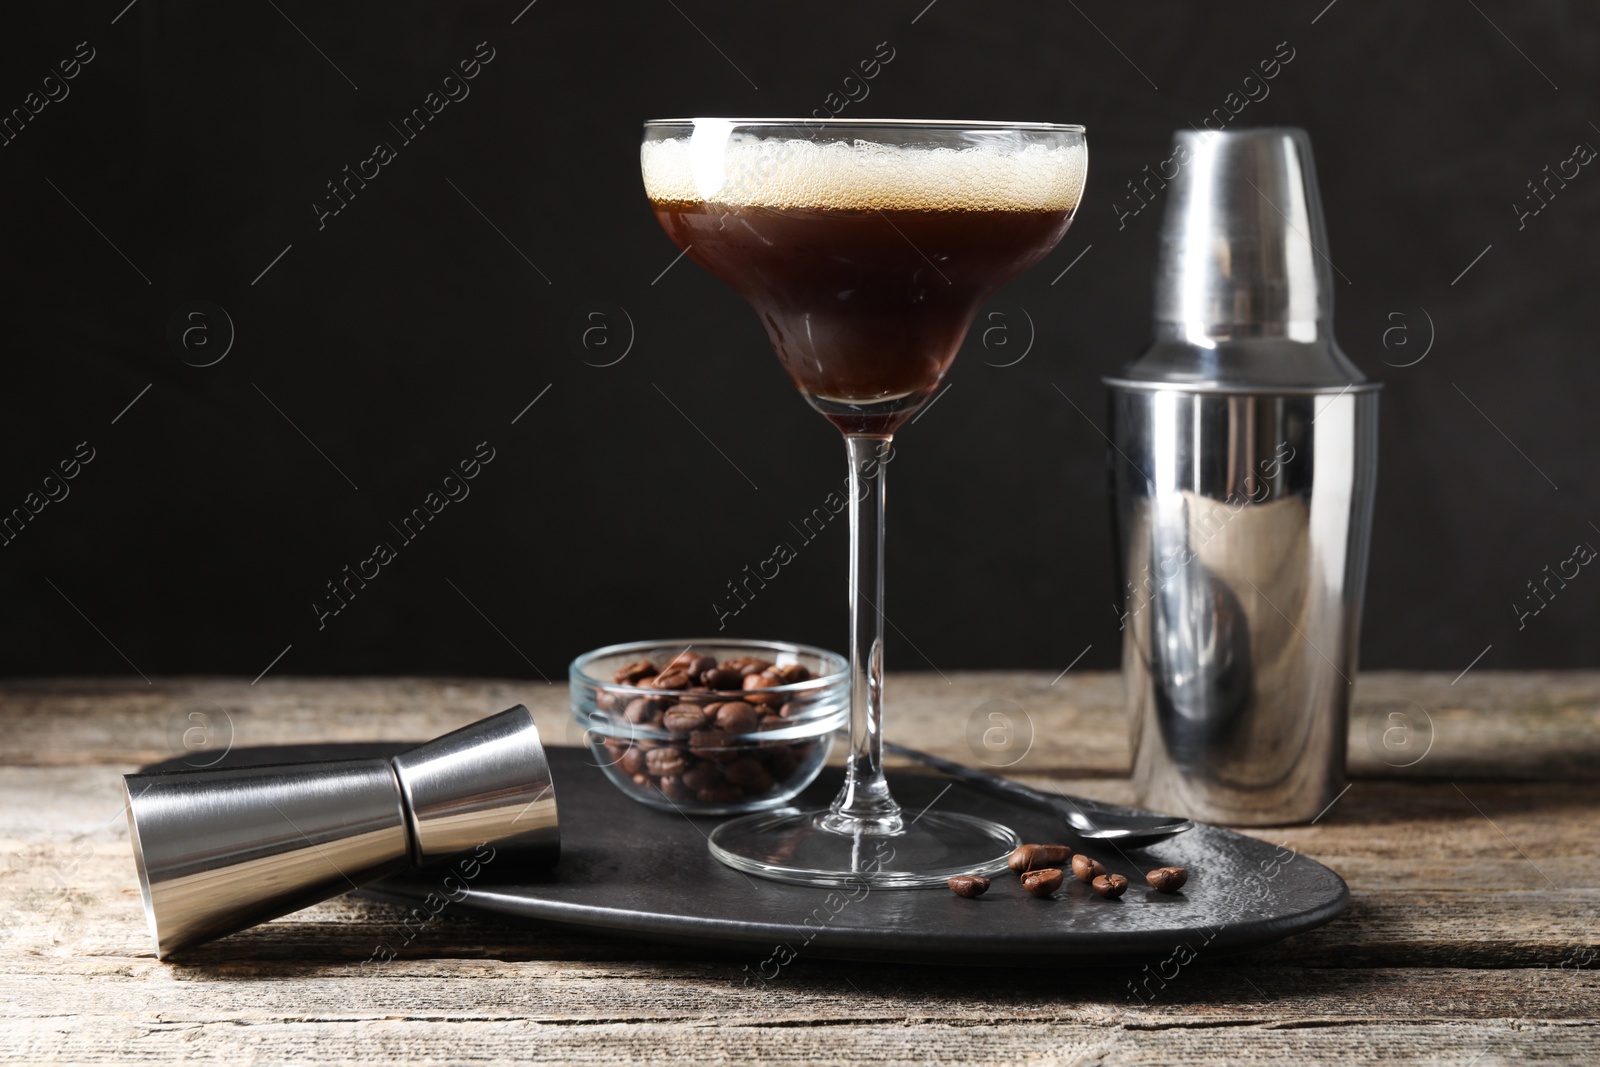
[
  {"x1": 1106, "y1": 128, "x2": 1380, "y2": 826},
  {"x1": 124, "y1": 705, "x2": 559, "y2": 958}
]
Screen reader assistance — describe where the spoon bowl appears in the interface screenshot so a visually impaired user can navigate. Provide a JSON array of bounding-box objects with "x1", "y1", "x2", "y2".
[{"x1": 884, "y1": 741, "x2": 1195, "y2": 849}]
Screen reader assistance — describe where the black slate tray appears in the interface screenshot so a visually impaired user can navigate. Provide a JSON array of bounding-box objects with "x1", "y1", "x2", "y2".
[{"x1": 145, "y1": 744, "x2": 1346, "y2": 966}]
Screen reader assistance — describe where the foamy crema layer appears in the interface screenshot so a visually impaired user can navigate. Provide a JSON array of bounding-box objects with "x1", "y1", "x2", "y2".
[{"x1": 642, "y1": 131, "x2": 1086, "y2": 212}]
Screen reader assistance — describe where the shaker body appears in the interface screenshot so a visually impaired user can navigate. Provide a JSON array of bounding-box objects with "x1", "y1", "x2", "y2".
[{"x1": 1109, "y1": 378, "x2": 1378, "y2": 824}]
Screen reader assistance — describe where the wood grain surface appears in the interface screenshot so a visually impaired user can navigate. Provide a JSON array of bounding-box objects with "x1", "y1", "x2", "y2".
[{"x1": 1, "y1": 672, "x2": 1596, "y2": 1064}]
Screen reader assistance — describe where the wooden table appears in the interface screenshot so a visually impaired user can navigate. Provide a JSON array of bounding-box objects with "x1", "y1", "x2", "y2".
[{"x1": 2, "y1": 673, "x2": 1596, "y2": 1063}]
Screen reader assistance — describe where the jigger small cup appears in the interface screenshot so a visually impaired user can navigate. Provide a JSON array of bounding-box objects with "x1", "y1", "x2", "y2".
[{"x1": 124, "y1": 704, "x2": 559, "y2": 959}]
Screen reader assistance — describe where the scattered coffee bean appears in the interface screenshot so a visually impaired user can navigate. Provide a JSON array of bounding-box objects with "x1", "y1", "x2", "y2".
[
  {"x1": 1146, "y1": 866, "x2": 1189, "y2": 893},
  {"x1": 1092, "y1": 873, "x2": 1129, "y2": 899},
  {"x1": 1008, "y1": 843, "x2": 1073, "y2": 873},
  {"x1": 1021, "y1": 868, "x2": 1065, "y2": 898},
  {"x1": 947, "y1": 875, "x2": 990, "y2": 898},
  {"x1": 1071, "y1": 854, "x2": 1106, "y2": 883}
]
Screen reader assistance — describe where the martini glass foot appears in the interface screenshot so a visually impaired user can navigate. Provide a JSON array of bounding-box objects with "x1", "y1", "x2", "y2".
[{"x1": 709, "y1": 808, "x2": 1019, "y2": 888}]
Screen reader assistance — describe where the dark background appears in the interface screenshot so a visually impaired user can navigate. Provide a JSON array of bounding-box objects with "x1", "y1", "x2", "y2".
[{"x1": 1, "y1": 0, "x2": 1596, "y2": 681}]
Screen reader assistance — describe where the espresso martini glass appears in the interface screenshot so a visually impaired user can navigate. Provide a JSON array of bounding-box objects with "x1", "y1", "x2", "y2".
[{"x1": 642, "y1": 118, "x2": 1087, "y2": 887}]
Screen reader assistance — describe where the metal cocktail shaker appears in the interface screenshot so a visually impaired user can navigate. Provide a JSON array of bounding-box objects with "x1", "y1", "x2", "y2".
[{"x1": 1106, "y1": 128, "x2": 1379, "y2": 826}]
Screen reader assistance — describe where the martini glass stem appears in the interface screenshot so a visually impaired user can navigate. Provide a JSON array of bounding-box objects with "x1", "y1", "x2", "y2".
[{"x1": 822, "y1": 433, "x2": 903, "y2": 834}]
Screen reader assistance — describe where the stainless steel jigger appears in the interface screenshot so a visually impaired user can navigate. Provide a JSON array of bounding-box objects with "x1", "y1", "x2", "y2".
[
  {"x1": 1106, "y1": 128, "x2": 1380, "y2": 825},
  {"x1": 123, "y1": 705, "x2": 559, "y2": 958}
]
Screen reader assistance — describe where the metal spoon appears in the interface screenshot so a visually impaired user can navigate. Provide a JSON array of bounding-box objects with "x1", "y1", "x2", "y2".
[{"x1": 884, "y1": 741, "x2": 1195, "y2": 847}]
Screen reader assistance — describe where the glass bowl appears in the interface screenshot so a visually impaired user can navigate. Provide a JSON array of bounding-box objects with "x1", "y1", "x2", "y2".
[{"x1": 570, "y1": 639, "x2": 848, "y2": 815}]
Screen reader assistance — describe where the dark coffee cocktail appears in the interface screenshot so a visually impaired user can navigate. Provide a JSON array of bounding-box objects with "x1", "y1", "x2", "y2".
[{"x1": 645, "y1": 135, "x2": 1085, "y2": 432}]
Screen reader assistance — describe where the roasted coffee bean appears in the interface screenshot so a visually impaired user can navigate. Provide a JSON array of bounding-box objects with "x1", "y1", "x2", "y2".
[
  {"x1": 696, "y1": 784, "x2": 744, "y2": 804},
  {"x1": 741, "y1": 672, "x2": 783, "y2": 705},
  {"x1": 618, "y1": 747, "x2": 647, "y2": 776},
  {"x1": 757, "y1": 712, "x2": 787, "y2": 731},
  {"x1": 1071, "y1": 854, "x2": 1106, "y2": 883},
  {"x1": 1093, "y1": 873, "x2": 1129, "y2": 899},
  {"x1": 624, "y1": 698, "x2": 659, "y2": 724},
  {"x1": 680, "y1": 762, "x2": 723, "y2": 791},
  {"x1": 767, "y1": 748, "x2": 800, "y2": 778},
  {"x1": 1146, "y1": 866, "x2": 1189, "y2": 893},
  {"x1": 614, "y1": 660, "x2": 659, "y2": 685},
  {"x1": 661, "y1": 705, "x2": 709, "y2": 733},
  {"x1": 769, "y1": 663, "x2": 811, "y2": 685},
  {"x1": 701, "y1": 667, "x2": 744, "y2": 691},
  {"x1": 947, "y1": 875, "x2": 990, "y2": 898},
  {"x1": 778, "y1": 701, "x2": 809, "y2": 718},
  {"x1": 722, "y1": 757, "x2": 775, "y2": 793},
  {"x1": 650, "y1": 670, "x2": 691, "y2": 691},
  {"x1": 723, "y1": 657, "x2": 773, "y2": 677},
  {"x1": 689, "y1": 728, "x2": 739, "y2": 762},
  {"x1": 644, "y1": 747, "x2": 690, "y2": 777},
  {"x1": 1021, "y1": 868, "x2": 1064, "y2": 897},
  {"x1": 631, "y1": 772, "x2": 653, "y2": 789},
  {"x1": 1007, "y1": 843, "x2": 1072, "y2": 873},
  {"x1": 665, "y1": 652, "x2": 717, "y2": 679},
  {"x1": 595, "y1": 689, "x2": 620, "y2": 713},
  {"x1": 714, "y1": 701, "x2": 759, "y2": 734},
  {"x1": 658, "y1": 776, "x2": 692, "y2": 801}
]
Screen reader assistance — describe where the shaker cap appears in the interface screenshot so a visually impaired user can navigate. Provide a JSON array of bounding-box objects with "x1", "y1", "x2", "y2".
[
  {"x1": 1156, "y1": 126, "x2": 1330, "y2": 332},
  {"x1": 1114, "y1": 127, "x2": 1369, "y2": 392}
]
